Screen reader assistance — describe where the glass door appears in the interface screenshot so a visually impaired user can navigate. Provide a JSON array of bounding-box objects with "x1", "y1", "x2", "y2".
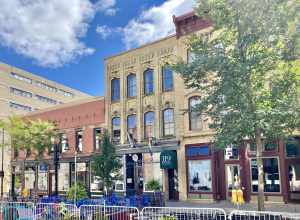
[{"x1": 225, "y1": 164, "x2": 240, "y2": 199}]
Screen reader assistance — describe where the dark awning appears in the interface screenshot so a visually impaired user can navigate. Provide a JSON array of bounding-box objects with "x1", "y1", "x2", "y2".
[{"x1": 160, "y1": 150, "x2": 177, "y2": 169}]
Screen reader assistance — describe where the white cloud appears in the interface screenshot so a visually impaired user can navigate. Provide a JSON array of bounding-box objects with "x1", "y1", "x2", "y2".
[
  {"x1": 96, "y1": 25, "x2": 113, "y2": 39},
  {"x1": 95, "y1": 0, "x2": 118, "y2": 16},
  {"x1": 122, "y1": 0, "x2": 196, "y2": 49},
  {"x1": 0, "y1": 0, "x2": 117, "y2": 68}
]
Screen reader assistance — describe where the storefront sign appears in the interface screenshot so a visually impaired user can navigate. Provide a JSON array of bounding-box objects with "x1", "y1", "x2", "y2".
[{"x1": 160, "y1": 150, "x2": 177, "y2": 169}]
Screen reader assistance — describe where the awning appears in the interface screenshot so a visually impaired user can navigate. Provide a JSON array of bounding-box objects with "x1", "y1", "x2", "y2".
[{"x1": 160, "y1": 150, "x2": 177, "y2": 169}]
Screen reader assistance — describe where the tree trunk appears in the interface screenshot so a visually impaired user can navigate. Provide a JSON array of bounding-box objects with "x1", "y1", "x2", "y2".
[{"x1": 255, "y1": 128, "x2": 265, "y2": 211}]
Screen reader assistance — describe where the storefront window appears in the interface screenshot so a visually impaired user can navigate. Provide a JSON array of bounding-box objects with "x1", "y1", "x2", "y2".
[
  {"x1": 90, "y1": 175, "x2": 104, "y2": 192},
  {"x1": 38, "y1": 164, "x2": 48, "y2": 191},
  {"x1": 114, "y1": 157, "x2": 125, "y2": 191},
  {"x1": 226, "y1": 165, "x2": 240, "y2": 191},
  {"x1": 25, "y1": 167, "x2": 35, "y2": 190},
  {"x1": 289, "y1": 164, "x2": 300, "y2": 193},
  {"x1": 144, "y1": 153, "x2": 163, "y2": 191},
  {"x1": 286, "y1": 137, "x2": 300, "y2": 157},
  {"x1": 188, "y1": 160, "x2": 212, "y2": 192},
  {"x1": 58, "y1": 163, "x2": 70, "y2": 191},
  {"x1": 251, "y1": 158, "x2": 280, "y2": 193}
]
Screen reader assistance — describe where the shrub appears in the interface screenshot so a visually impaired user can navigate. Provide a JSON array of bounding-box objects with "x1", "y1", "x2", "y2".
[
  {"x1": 146, "y1": 179, "x2": 161, "y2": 191},
  {"x1": 66, "y1": 183, "x2": 88, "y2": 200}
]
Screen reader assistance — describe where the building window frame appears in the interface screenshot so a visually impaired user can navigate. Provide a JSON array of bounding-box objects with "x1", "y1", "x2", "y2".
[
  {"x1": 127, "y1": 114, "x2": 137, "y2": 144},
  {"x1": 162, "y1": 108, "x2": 175, "y2": 137},
  {"x1": 188, "y1": 96, "x2": 202, "y2": 131},
  {"x1": 144, "y1": 111, "x2": 155, "y2": 140},
  {"x1": 94, "y1": 128, "x2": 102, "y2": 151},
  {"x1": 162, "y1": 66, "x2": 174, "y2": 92},
  {"x1": 144, "y1": 68, "x2": 154, "y2": 96},
  {"x1": 112, "y1": 117, "x2": 121, "y2": 144},
  {"x1": 127, "y1": 73, "x2": 137, "y2": 98},
  {"x1": 75, "y1": 130, "x2": 83, "y2": 152},
  {"x1": 111, "y1": 78, "x2": 120, "y2": 102}
]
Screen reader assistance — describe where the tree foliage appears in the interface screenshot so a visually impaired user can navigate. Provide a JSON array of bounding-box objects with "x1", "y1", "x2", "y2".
[
  {"x1": 173, "y1": 0, "x2": 299, "y2": 210},
  {"x1": 174, "y1": 0, "x2": 300, "y2": 147},
  {"x1": 91, "y1": 131, "x2": 122, "y2": 192}
]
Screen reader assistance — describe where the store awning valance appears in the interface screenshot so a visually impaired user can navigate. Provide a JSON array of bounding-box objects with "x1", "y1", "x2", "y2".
[{"x1": 160, "y1": 150, "x2": 177, "y2": 169}]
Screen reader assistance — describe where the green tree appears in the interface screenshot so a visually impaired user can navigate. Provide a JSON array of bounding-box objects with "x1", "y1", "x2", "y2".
[
  {"x1": 91, "y1": 131, "x2": 122, "y2": 194},
  {"x1": 173, "y1": 0, "x2": 299, "y2": 211},
  {"x1": 0, "y1": 116, "x2": 57, "y2": 196},
  {"x1": 66, "y1": 182, "x2": 88, "y2": 201}
]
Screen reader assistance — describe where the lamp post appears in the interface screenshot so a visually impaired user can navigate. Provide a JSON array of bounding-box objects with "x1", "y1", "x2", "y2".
[
  {"x1": 74, "y1": 150, "x2": 77, "y2": 205},
  {"x1": 0, "y1": 128, "x2": 5, "y2": 199},
  {"x1": 53, "y1": 143, "x2": 60, "y2": 196}
]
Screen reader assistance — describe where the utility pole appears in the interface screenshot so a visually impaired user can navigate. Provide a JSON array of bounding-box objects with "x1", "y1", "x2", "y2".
[
  {"x1": 74, "y1": 150, "x2": 77, "y2": 205},
  {"x1": 53, "y1": 143, "x2": 60, "y2": 196}
]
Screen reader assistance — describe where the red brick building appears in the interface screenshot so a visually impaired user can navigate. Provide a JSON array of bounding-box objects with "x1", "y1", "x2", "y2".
[{"x1": 11, "y1": 97, "x2": 106, "y2": 197}]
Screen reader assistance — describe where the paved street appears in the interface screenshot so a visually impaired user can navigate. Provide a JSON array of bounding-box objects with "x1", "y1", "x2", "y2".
[{"x1": 167, "y1": 201, "x2": 300, "y2": 213}]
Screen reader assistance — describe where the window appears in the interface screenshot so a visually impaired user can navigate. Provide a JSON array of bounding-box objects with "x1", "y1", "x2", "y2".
[
  {"x1": 224, "y1": 146, "x2": 239, "y2": 160},
  {"x1": 188, "y1": 160, "x2": 212, "y2": 192},
  {"x1": 162, "y1": 66, "x2": 173, "y2": 91},
  {"x1": 94, "y1": 128, "x2": 102, "y2": 151},
  {"x1": 10, "y1": 72, "x2": 32, "y2": 84},
  {"x1": 10, "y1": 87, "x2": 32, "y2": 98},
  {"x1": 112, "y1": 117, "x2": 121, "y2": 144},
  {"x1": 9, "y1": 102, "x2": 32, "y2": 112},
  {"x1": 144, "y1": 153, "x2": 163, "y2": 191},
  {"x1": 58, "y1": 163, "x2": 70, "y2": 191},
  {"x1": 286, "y1": 137, "x2": 300, "y2": 157},
  {"x1": 111, "y1": 78, "x2": 120, "y2": 101},
  {"x1": 76, "y1": 130, "x2": 83, "y2": 152},
  {"x1": 38, "y1": 163, "x2": 48, "y2": 191},
  {"x1": 144, "y1": 111, "x2": 155, "y2": 139},
  {"x1": 127, "y1": 115, "x2": 137, "y2": 144},
  {"x1": 289, "y1": 164, "x2": 300, "y2": 193},
  {"x1": 127, "y1": 74, "x2": 136, "y2": 98},
  {"x1": 35, "y1": 81, "x2": 57, "y2": 92},
  {"x1": 251, "y1": 158, "x2": 280, "y2": 193},
  {"x1": 35, "y1": 95, "x2": 57, "y2": 105},
  {"x1": 189, "y1": 96, "x2": 202, "y2": 130},
  {"x1": 144, "y1": 69, "x2": 154, "y2": 95},
  {"x1": 58, "y1": 89, "x2": 74, "y2": 97},
  {"x1": 226, "y1": 165, "x2": 240, "y2": 191},
  {"x1": 163, "y1": 108, "x2": 175, "y2": 136},
  {"x1": 187, "y1": 50, "x2": 196, "y2": 63},
  {"x1": 186, "y1": 146, "x2": 210, "y2": 157},
  {"x1": 264, "y1": 139, "x2": 278, "y2": 151},
  {"x1": 60, "y1": 134, "x2": 69, "y2": 152}
]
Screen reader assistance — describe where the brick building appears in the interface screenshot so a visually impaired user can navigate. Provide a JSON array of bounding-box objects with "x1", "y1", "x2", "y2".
[{"x1": 11, "y1": 97, "x2": 106, "y2": 197}]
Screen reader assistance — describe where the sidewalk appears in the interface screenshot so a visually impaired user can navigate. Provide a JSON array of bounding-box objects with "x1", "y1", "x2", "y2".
[{"x1": 166, "y1": 200, "x2": 300, "y2": 213}]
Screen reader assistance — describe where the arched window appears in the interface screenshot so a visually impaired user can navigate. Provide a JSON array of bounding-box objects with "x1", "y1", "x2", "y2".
[
  {"x1": 144, "y1": 69, "x2": 154, "y2": 95},
  {"x1": 127, "y1": 114, "x2": 137, "y2": 143},
  {"x1": 189, "y1": 96, "x2": 202, "y2": 130},
  {"x1": 112, "y1": 117, "x2": 121, "y2": 143},
  {"x1": 127, "y1": 74, "x2": 136, "y2": 98},
  {"x1": 163, "y1": 108, "x2": 175, "y2": 136},
  {"x1": 144, "y1": 111, "x2": 155, "y2": 139},
  {"x1": 162, "y1": 66, "x2": 173, "y2": 92},
  {"x1": 111, "y1": 78, "x2": 120, "y2": 101}
]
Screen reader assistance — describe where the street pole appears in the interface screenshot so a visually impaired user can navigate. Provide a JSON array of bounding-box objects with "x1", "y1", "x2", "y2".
[
  {"x1": 1, "y1": 128, "x2": 4, "y2": 199},
  {"x1": 54, "y1": 143, "x2": 59, "y2": 196},
  {"x1": 74, "y1": 151, "x2": 77, "y2": 205}
]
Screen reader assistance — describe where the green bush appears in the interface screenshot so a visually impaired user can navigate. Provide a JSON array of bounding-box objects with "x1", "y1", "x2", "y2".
[
  {"x1": 66, "y1": 183, "x2": 88, "y2": 200},
  {"x1": 145, "y1": 179, "x2": 161, "y2": 191}
]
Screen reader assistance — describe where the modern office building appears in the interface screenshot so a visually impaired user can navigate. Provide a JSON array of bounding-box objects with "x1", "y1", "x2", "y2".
[
  {"x1": 104, "y1": 12, "x2": 300, "y2": 203},
  {"x1": 0, "y1": 62, "x2": 91, "y2": 197},
  {"x1": 11, "y1": 97, "x2": 105, "y2": 197}
]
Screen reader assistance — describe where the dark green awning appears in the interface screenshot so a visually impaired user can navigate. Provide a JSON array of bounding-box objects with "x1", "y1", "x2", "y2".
[{"x1": 160, "y1": 150, "x2": 177, "y2": 169}]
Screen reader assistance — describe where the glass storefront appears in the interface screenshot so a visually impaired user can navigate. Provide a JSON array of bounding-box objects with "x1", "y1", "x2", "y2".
[
  {"x1": 251, "y1": 158, "x2": 280, "y2": 193},
  {"x1": 289, "y1": 164, "x2": 300, "y2": 193},
  {"x1": 58, "y1": 163, "x2": 70, "y2": 191},
  {"x1": 143, "y1": 153, "x2": 163, "y2": 191},
  {"x1": 24, "y1": 167, "x2": 35, "y2": 190},
  {"x1": 38, "y1": 164, "x2": 48, "y2": 191},
  {"x1": 188, "y1": 160, "x2": 212, "y2": 192},
  {"x1": 226, "y1": 165, "x2": 240, "y2": 191}
]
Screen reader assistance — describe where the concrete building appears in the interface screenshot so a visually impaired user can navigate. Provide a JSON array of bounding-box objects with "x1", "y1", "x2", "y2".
[
  {"x1": 11, "y1": 97, "x2": 105, "y2": 197},
  {"x1": 104, "y1": 12, "x2": 300, "y2": 203},
  {"x1": 0, "y1": 62, "x2": 91, "y2": 197}
]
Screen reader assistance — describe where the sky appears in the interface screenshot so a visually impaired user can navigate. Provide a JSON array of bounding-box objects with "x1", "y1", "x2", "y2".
[{"x1": 0, "y1": 0, "x2": 196, "y2": 96}]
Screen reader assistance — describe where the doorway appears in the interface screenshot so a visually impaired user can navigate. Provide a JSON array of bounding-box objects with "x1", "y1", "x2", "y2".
[
  {"x1": 168, "y1": 169, "x2": 179, "y2": 200},
  {"x1": 225, "y1": 164, "x2": 240, "y2": 199}
]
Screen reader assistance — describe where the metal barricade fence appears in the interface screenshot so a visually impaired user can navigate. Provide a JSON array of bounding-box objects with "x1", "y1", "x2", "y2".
[
  {"x1": 141, "y1": 207, "x2": 227, "y2": 220},
  {"x1": 35, "y1": 202, "x2": 78, "y2": 220},
  {"x1": 229, "y1": 210, "x2": 300, "y2": 220},
  {"x1": 80, "y1": 205, "x2": 139, "y2": 220},
  {"x1": 0, "y1": 201, "x2": 35, "y2": 220}
]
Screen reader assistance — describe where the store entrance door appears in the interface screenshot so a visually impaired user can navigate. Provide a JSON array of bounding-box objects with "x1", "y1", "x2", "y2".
[
  {"x1": 225, "y1": 164, "x2": 240, "y2": 199},
  {"x1": 288, "y1": 163, "x2": 300, "y2": 201},
  {"x1": 168, "y1": 169, "x2": 179, "y2": 200}
]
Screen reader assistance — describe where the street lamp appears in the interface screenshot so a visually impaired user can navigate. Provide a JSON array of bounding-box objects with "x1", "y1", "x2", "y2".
[
  {"x1": 0, "y1": 128, "x2": 5, "y2": 199},
  {"x1": 51, "y1": 137, "x2": 60, "y2": 196}
]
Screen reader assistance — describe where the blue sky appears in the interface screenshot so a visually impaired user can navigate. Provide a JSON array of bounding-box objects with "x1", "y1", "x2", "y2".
[{"x1": 0, "y1": 0, "x2": 195, "y2": 96}]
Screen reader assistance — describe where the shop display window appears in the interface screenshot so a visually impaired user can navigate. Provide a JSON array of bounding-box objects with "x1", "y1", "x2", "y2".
[{"x1": 188, "y1": 160, "x2": 212, "y2": 192}]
